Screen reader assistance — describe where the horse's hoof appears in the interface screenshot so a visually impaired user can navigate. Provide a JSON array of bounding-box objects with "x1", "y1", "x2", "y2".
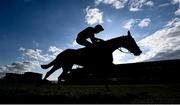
[{"x1": 57, "y1": 85, "x2": 61, "y2": 89}]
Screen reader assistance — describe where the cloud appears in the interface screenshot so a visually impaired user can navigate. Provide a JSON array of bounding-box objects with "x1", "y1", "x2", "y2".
[
  {"x1": 0, "y1": 48, "x2": 43, "y2": 77},
  {"x1": 171, "y1": 0, "x2": 180, "y2": 16},
  {"x1": 0, "y1": 61, "x2": 39, "y2": 75},
  {"x1": 126, "y1": 18, "x2": 180, "y2": 63},
  {"x1": 95, "y1": 0, "x2": 128, "y2": 9},
  {"x1": 129, "y1": 0, "x2": 154, "y2": 12},
  {"x1": 165, "y1": 18, "x2": 180, "y2": 27},
  {"x1": 145, "y1": 1, "x2": 154, "y2": 6},
  {"x1": 157, "y1": 3, "x2": 171, "y2": 8},
  {"x1": 123, "y1": 19, "x2": 137, "y2": 29},
  {"x1": 113, "y1": 50, "x2": 126, "y2": 64},
  {"x1": 85, "y1": 6, "x2": 103, "y2": 25},
  {"x1": 94, "y1": 0, "x2": 154, "y2": 12},
  {"x1": 123, "y1": 18, "x2": 151, "y2": 29},
  {"x1": 175, "y1": 8, "x2": 180, "y2": 16},
  {"x1": 172, "y1": 0, "x2": 180, "y2": 4},
  {"x1": 20, "y1": 47, "x2": 50, "y2": 62},
  {"x1": 138, "y1": 18, "x2": 151, "y2": 28},
  {"x1": 48, "y1": 46, "x2": 63, "y2": 58},
  {"x1": 0, "y1": 46, "x2": 63, "y2": 79},
  {"x1": 72, "y1": 40, "x2": 79, "y2": 47},
  {"x1": 20, "y1": 46, "x2": 63, "y2": 62},
  {"x1": 106, "y1": 18, "x2": 113, "y2": 23}
]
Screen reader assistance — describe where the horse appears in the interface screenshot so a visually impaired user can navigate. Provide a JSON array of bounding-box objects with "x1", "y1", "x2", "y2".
[{"x1": 41, "y1": 31, "x2": 142, "y2": 89}]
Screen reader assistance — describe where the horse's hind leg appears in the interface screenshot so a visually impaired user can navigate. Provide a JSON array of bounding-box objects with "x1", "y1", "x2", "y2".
[
  {"x1": 43, "y1": 65, "x2": 60, "y2": 80},
  {"x1": 57, "y1": 64, "x2": 73, "y2": 88},
  {"x1": 41, "y1": 51, "x2": 65, "y2": 69}
]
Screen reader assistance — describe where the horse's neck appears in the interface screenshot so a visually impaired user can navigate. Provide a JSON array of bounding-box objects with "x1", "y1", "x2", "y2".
[{"x1": 105, "y1": 36, "x2": 127, "y2": 52}]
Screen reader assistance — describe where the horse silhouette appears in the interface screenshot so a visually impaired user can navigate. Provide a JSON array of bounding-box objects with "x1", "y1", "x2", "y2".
[{"x1": 41, "y1": 31, "x2": 142, "y2": 90}]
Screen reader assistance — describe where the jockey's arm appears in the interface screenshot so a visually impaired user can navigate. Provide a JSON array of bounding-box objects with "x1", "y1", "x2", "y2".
[
  {"x1": 89, "y1": 35, "x2": 97, "y2": 43},
  {"x1": 90, "y1": 35, "x2": 104, "y2": 43},
  {"x1": 95, "y1": 38, "x2": 104, "y2": 42}
]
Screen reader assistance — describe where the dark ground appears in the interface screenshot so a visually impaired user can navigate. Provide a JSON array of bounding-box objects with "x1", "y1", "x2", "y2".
[
  {"x1": 1, "y1": 59, "x2": 180, "y2": 104},
  {"x1": 0, "y1": 83, "x2": 180, "y2": 104}
]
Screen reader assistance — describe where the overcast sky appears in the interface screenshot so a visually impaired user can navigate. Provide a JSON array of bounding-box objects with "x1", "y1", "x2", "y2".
[{"x1": 0, "y1": 0, "x2": 180, "y2": 80}]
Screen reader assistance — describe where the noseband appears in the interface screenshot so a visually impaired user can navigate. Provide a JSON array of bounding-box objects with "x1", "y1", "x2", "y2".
[{"x1": 118, "y1": 47, "x2": 131, "y2": 54}]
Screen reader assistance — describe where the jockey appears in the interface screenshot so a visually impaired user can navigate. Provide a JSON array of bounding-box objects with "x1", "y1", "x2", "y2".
[{"x1": 76, "y1": 24, "x2": 104, "y2": 47}]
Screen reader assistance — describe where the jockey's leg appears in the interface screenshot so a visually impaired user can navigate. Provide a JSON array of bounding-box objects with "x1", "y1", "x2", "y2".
[{"x1": 78, "y1": 40, "x2": 93, "y2": 47}]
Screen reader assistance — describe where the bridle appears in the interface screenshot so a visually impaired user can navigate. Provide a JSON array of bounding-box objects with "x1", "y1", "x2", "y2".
[{"x1": 118, "y1": 47, "x2": 131, "y2": 54}]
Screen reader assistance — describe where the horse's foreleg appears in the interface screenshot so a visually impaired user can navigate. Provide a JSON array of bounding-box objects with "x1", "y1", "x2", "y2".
[
  {"x1": 101, "y1": 64, "x2": 112, "y2": 91},
  {"x1": 104, "y1": 78, "x2": 110, "y2": 91}
]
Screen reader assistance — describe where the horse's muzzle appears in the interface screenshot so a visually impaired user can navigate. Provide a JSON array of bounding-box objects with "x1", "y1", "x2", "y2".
[{"x1": 134, "y1": 50, "x2": 142, "y2": 56}]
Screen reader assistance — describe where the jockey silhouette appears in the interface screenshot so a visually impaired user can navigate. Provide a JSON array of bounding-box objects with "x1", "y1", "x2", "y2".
[{"x1": 76, "y1": 24, "x2": 104, "y2": 47}]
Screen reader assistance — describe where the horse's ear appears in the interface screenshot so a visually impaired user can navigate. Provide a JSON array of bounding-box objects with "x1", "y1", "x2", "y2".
[{"x1": 128, "y1": 30, "x2": 131, "y2": 36}]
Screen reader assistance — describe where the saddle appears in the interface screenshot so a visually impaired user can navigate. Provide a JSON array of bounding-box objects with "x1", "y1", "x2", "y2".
[{"x1": 77, "y1": 43, "x2": 104, "y2": 62}]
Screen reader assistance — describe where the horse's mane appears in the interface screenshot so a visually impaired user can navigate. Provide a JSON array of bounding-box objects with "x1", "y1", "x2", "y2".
[
  {"x1": 106, "y1": 35, "x2": 127, "y2": 42},
  {"x1": 72, "y1": 35, "x2": 129, "y2": 53}
]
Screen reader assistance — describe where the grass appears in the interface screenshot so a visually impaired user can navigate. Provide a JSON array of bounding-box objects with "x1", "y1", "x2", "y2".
[{"x1": 0, "y1": 83, "x2": 180, "y2": 103}]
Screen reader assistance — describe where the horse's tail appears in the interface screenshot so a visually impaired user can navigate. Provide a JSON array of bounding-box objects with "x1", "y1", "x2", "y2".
[
  {"x1": 41, "y1": 59, "x2": 57, "y2": 69},
  {"x1": 41, "y1": 64, "x2": 50, "y2": 69},
  {"x1": 41, "y1": 49, "x2": 68, "y2": 69}
]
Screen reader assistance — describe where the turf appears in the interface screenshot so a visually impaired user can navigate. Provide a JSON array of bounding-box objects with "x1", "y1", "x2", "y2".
[{"x1": 0, "y1": 83, "x2": 180, "y2": 104}]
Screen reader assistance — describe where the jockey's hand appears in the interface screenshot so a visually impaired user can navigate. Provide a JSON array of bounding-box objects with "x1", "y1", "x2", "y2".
[{"x1": 95, "y1": 39, "x2": 104, "y2": 42}]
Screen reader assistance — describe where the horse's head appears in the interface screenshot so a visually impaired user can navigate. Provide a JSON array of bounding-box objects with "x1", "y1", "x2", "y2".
[{"x1": 122, "y1": 31, "x2": 142, "y2": 56}]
